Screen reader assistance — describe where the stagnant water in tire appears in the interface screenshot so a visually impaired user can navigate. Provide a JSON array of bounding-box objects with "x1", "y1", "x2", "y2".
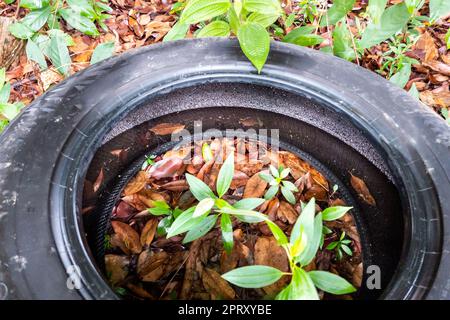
[{"x1": 103, "y1": 136, "x2": 363, "y2": 300}]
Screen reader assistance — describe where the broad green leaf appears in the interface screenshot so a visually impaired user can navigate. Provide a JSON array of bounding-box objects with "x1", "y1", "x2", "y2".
[
  {"x1": 163, "y1": 21, "x2": 190, "y2": 41},
  {"x1": 291, "y1": 228, "x2": 307, "y2": 257},
  {"x1": 0, "y1": 83, "x2": 11, "y2": 104},
  {"x1": 259, "y1": 172, "x2": 275, "y2": 183},
  {"x1": 0, "y1": 119, "x2": 9, "y2": 132},
  {"x1": 193, "y1": 197, "x2": 215, "y2": 217},
  {"x1": 243, "y1": 0, "x2": 282, "y2": 15},
  {"x1": 20, "y1": 0, "x2": 49, "y2": 9},
  {"x1": 185, "y1": 173, "x2": 216, "y2": 201},
  {"x1": 167, "y1": 207, "x2": 202, "y2": 237},
  {"x1": 247, "y1": 12, "x2": 280, "y2": 28},
  {"x1": 197, "y1": 21, "x2": 230, "y2": 38},
  {"x1": 289, "y1": 268, "x2": 319, "y2": 300},
  {"x1": 234, "y1": 0, "x2": 243, "y2": 16},
  {"x1": 47, "y1": 32, "x2": 71, "y2": 75},
  {"x1": 282, "y1": 180, "x2": 297, "y2": 192},
  {"x1": 269, "y1": 165, "x2": 279, "y2": 178},
  {"x1": 47, "y1": 29, "x2": 74, "y2": 46},
  {"x1": 285, "y1": 13, "x2": 296, "y2": 27},
  {"x1": 264, "y1": 185, "x2": 279, "y2": 200},
  {"x1": 26, "y1": 39, "x2": 47, "y2": 70},
  {"x1": 409, "y1": 83, "x2": 419, "y2": 99},
  {"x1": 283, "y1": 26, "x2": 323, "y2": 47},
  {"x1": 221, "y1": 213, "x2": 234, "y2": 253},
  {"x1": 201, "y1": 142, "x2": 213, "y2": 161},
  {"x1": 429, "y1": 0, "x2": 450, "y2": 22},
  {"x1": 9, "y1": 22, "x2": 34, "y2": 39},
  {"x1": 281, "y1": 186, "x2": 296, "y2": 204},
  {"x1": 148, "y1": 202, "x2": 172, "y2": 215},
  {"x1": 366, "y1": 0, "x2": 387, "y2": 24},
  {"x1": 59, "y1": 8, "x2": 100, "y2": 36},
  {"x1": 320, "y1": 0, "x2": 355, "y2": 26},
  {"x1": 359, "y1": 3, "x2": 410, "y2": 49},
  {"x1": 266, "y1": 220, "x2": 288, "y2": 245},
  {"x1": 283, "y1": 26, "x2": 315, "y2": 43},
  {"x1": 157, "y1": 215, "x2": 173, "y2": 235},
  {"x1": 183, "y1": 215, "x2": 218, "y2": 243},
  {"x1": 180, "y1": 0, "x2": 231, "y2": 24},
  {"x1": 216, "y1": 154, "x2": 234, "y2": 197},
  {"x1": 308, "y1": 270, "x2": 356, "y2": 295},
  {"x1": 332, "y1": 20, "x2": 356, "y2": 61},
  {"x1": 222, "y1": 265, "x2": 284, "y2": 288},
  {"x1": 342, "y1": 244, "x2": 353, "y2": 256},
  {"x1": 390, "y1": 62, "x2": 411, "y2": 88},
  {"x1": 291, "y1": 198, "x2": 315, "y2": 245},
  {"x1": 0, "y1": 103, "x2": 23, "y2": 121},
  {"x1": 67, "y1": 0, "x2": 96, "y2": 18},
  {"x1": 21, "y1": 6, "x2": 51, "y2": 32},
  {"x1": 227, "y1": 7, "x2": 240, "y2": 34},
  {"x1": 221, "y1": 207, "x2": 266, "y2": 223},
  {"x1": 296, "y1": 213, "x2": 323, "y2": 265},
  {"x1": 275, "y1": 284, "x2": 292, "y2": 300},
  {"x1": 237, "y1": 22, "x2": 270, "y2": 73},
  {"x1": 233, "y1": 198, "x2": 265, "y2": 210},
  {"x1": 322, "y1": 206, "x2": 352, "y2": 221},
  {"x1": 91, "y1": 41, "x2": 115, "y2": 64}
]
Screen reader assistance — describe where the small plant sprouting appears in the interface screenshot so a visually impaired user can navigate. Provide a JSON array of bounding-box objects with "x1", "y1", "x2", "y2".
[
  {"x1": 142, "y1": 154, "x2": 157, "y2": 170},
  {"x1": 221, "y1": 198, "x2": 356, "y2": 299},
  {"x1": 259, "y1": 165, "x2": 298, "y2": 204},
  {"x1": 147, "y1": 201, "x2": 183, "y2": 236},
  {"x1": 166, "y1": 153, "x2": 266, "y2": 253},
  {"x1": 326, "y1": 231, "x2": 353, "y2": 261}
]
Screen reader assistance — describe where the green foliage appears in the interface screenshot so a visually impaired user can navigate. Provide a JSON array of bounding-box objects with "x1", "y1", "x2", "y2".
[
  {"x1": 282, "y1": 26, "x2": 323, "y2": 47},
  {"x1": 445, "y1": 28, "x2": 450, "y2": 49},
  {"x1": 259, "y1": 165, "x2": 298, "y2": 204},
  {"x1": 429, "y1": 0, "x2": 450, "y2": 23},
  {"x1": 196, "y1": 20, "x2": 231, "y2": 38},
  {"x1": 366, "y1": 0, "x2": 388, "y2": 24},
  {"x1": 326, "y1": 231, "x2": 353, "y2": 260},
  {"x1": 297, "y1": 0, "x2": 320, "y2": 23},
  {"x1": 90, "y1": 41, "x2": 115, "y2": 64},
  {"x1": 222, "y1": 198, "x2": 356, "y2": 299},
  {"x1": 332, "y1": 19, "x2": 356, "y2": 61},
  {"x1": 148, "y1": 201, "x2": 183, "y2": 236},
  {"x1": 441, "y1": 108, "x2": 450, "y2": 126},
  {"x1": 320, "y1": 0, "x2": 356, "y2": 27},
  {"x1": 9, "y1": 0, "x2": 112, "y2": 76},
  {"x1": 0, "y1": 69, "x2": 25, "y2": 132},
  {"x1": 237, "y1": 22, "x2": 270, "y2": 73}
]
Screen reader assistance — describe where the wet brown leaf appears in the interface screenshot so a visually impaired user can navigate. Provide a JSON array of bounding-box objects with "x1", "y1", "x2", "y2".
[
  {"x1": 105, "y1": 254, "x2": 129, "y2": 285},
  {"x1": 230, "y1": 170, "x2": 249, "y2": 189},
  {"x1": 140, "y1": 218, "x2": 158, "y2": 247},
  {"x1": 350, "y1": 173, "x2": 376, "y2": 206},
  {"x1": 160, "y1": 179, "x2": 189, "y2": 191},
  {"x1": 111, "y1": 221, "x2": 142, "y2": 254},
  {"x1": 123, "y1": 171, "x2": 148, "y2": 196},
  {"x1": 202, "y1": 268, "x2": 235, "y2": 300},
  {"x1": 149, "y1": 157, "x2": 184, "y2": 180},
  {"x1": 235, "y1": 160, "x2": 264, "y2": 177},
  {"x1": 423, "y1": 60, "x2": 450, "y2": 76},
  {"x1": 277, "y1": 201, "x2": 298, "y2": 224},
  {"x1": 93, "y1": 168, "x2": 104, "y2": 193},
  {"x1": 352, "y1": 263, "x2": 363, "y2": 288},
  {"x1": 243, "y1": 172, "x2": 268, "y2": 198},
  {"x1": 110, "y1": 233, "x2": 131, "y2": 255},
  {"x1": 150, "y1": 123, "x2": 185, "y2": 135},
  {"x1": 138, "y1": 250, "x2": 169, "y2": 282}
]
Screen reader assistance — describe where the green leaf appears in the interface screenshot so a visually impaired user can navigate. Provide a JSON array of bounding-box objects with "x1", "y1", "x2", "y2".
[
  {"x1": 308, "y1": 270, "x2": 356, "y2": 295},
  {"x1": 296, "y1": 213, "x2": 322, "y2": 265},
  {"x1": 59, "y1": 8, "x2": 100, "y2": 36},
  {"x1": 157, "y1": 215, "x2": 174, "y2": 235},
  {"x1": 342, "y1": 244, "x2": 353, "y2": 256},
  {"x1": 221, "y1": 207, "x2": 266, "y2": 223},
  {"x1": 202, "y1": 142, "x2": 213, "y2": 161},
  {"x1": 446, "y1": 28, "x2": 450, "y2": 49},
  {"x1": 285, "y1": 13, "x2": 296, "y2": 27},
  {"x1": 20, "y1": 0, "x2": 49, "y2": 9},
  {"x1": 197, "y1": 21, "x2": 230, "y2": 38},
  {"x1": 283, "y1": 26, "x2": 315, "y2": 42},
  {"x1": 281, "y1": 186, "x2": 296, "y2": 204},
  {"x1": 390, "y1": 62, "x2": 411, "y2": 88},
  {"x1": 91, "y1": 41, "x2": 115, "y2": 64},
  {"x1": 21, "y1": 6, "x2": 51, "y2": 32},
  {"x1": 409, "y1": 83, "x2": 420, "y2": 99},
  {"x1": 289, "y1": 268, "x2": 319, "y2": 300},
  {"x1": 185, "y1": 173, "x2": 216, "y2": 201},
  {"x1": 221, "y1": 213, "x2": 234, "y2": 253},
  {"x1": 222, "y1": 265, "x2": 284, "y2": 288},
  {"x1": 9, "y1": 22, "x2": 34, "y2": 39},
  {"x1": 326, "y1": 241, "x2": 338, "y2": 250},
  {"x1": 269, "y1": 165, "x2": 279, "y2": 178},
  {"x1": 0, "y1": 68, "x2": 5, "y2": 88},
  {"x1": 180, "y1": 0, "x2": 231, "y2": 24},
  {"x1": 0, "y1": 103, "x2": 23, "y2": 121},
  {"x1": 163, "y1": 21, "x2": 190, "y2": 41},
  {"x1": 166, "y1": 207, "x2": 202, "y2": 237},
  {"x1": 283, "y1": 26, "x2": 323, "y2": 47},
  {"x1": 47, "y1": 29, "x2": 74, "y2": 46},
  {"x1": 227, "y1": 7, "x2": 240, "y2": 34},
  {"x1": 247, "y1": 12, "x2": 280, "y2": 28},
  {"x1": 233, "y1": 198, "x2": 265, "y2": 210},
  {"x1": 237, "y1": 22, "x2": 270, "y2": 73},
  {"x1": 26, "y1": 39, "x2": 47, "y2": 70},
  {"x1": 320, "y1": 0, "x2": 356, "y2": 26},
  {"x1": 259, "y1": 172, "x2": 275, "y2": 183},
  {"x1": 183, "y1": 214, "x2": 218, "y2": 243},
  {"x1": 266, "y1": 220, "x2": 289, "y2": 245},
  {"x1": 322, "y1": 206, "x2": 352, "y2": 221},
  {"x1": 429, "y1": 0, "x2": 450, "y2": 22},
  {"x1": 282, "y1": 180, "x2": 297, "y2": 192},
  {"x1": 148, "y1": 206, "x2": 171, "y2": 216},
  {"x1": 243, "y1": 0, "x2": 282, "y2": 15},
  {"x1": 0, "y1": 83, "x2": 11, "y2": 104},
  {"x1": 367, "y1": 0, "x2": 388, "y2": 24},
  {"x1": 332, "y1": 20, "x2": 356, "y2": 61},
  {"x1": 193, "y1": 197, "x2": 215, "y2": 217},
  {"x1": 67, "y1": 0, "x2": 96, "y2": 18},
  {"x1": 47, "y1": 32, "x2": 71, "y2": 75},
  {"x1": 216, "y1": 154, "x2": 234, "y2": 197},
  {"x1": 359, "y1": 3, "x2": 410, "y2": 49},
  {"x1": 291, "y1": 227, "x2": 307, "y2": 257},
  {"x1": 275, "y1": 283, "x2": 292, "y2": 300},
  {"x1": 291, "y1": 198, "x2": 315, "y2": 245},
  {"x1": 264, "y1": 185, "x2": 279, "y2": 200}
]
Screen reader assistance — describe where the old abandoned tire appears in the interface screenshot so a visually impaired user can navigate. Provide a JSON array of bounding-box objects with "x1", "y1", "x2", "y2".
[{"x1": 0, "y1": 38, "x2": 449, "y2": 300}]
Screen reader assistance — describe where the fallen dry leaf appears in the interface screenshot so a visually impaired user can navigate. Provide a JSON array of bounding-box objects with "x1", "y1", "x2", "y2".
[
  {"x1": 350, "y1": 173, "x2": 376, "y2": 206},
  {"x1": 105, "y1": 254, "x2": 129, "y2": 285},
  {"x1": 40, "y1": 68, "x2": 63, "y2": 90},
  {"x1": 93, "y1": 167, "x2": 104, "y2": 193},
  {"x1": 140, "y1": 218, "x2": 158, "y2": 247},
  {"x1": 243, "y1": 171, "x2": 268, "y2": 198},
  {"x1": 277, "y1": 201, "x2": 298, "y2": 224},
  {"x1": 111, "y1": 220, "x2": 142, "y2": 254},
  {"x1": 123, "y1": 171, "x2": 148, "y2": 196},
  {"x1": 150, "y1": 122, "x2": 185, "y2": 135},
  {"x1": 138, "y1": 250, "x2": 169, "y2": 282},
  {"x1": 202, "y1": 268, "x2": 235, "y2": 300},
  {"x1": 148, "y1": 157, "x2": 184, "y2": 179}
]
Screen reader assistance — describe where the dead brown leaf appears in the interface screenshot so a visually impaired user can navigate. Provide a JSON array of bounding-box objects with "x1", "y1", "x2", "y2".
[
  {"x1": 277, "y1": 201, "x2": 298, "y2": 224},
  {"x1": 350, "y1": 173, "x2": 376, "y2": 206},
  {"x1": 123, "y1": 171, "x2": 148, "y2": 196},
  {"x1": 202, "y1": 268, "x2": 235, "y2": 300},
  {"x1": 138, "y1": 250, "x2": 169, "y2": 282},
  {"x1": 111, "y1": 221, "x2": 142, "y2": 254},
  {"x1": 148, "y1": 157, "x2": 184, "y2": 179},
  {"x1": 243, "y1": 171, "x2": 268, "y2": 198},
  {"x1": 93, "y1": 167, "x2": 104, "y2": 193},
  {"x1": 150, "y1": 122, "x2": 185, "y2": 135},
  {"x1": 105, "y1": 254, "x2": 129, "y2": 285},
  {"x1": 140, "y1": 218, "x2": 158, "y2": 247}
]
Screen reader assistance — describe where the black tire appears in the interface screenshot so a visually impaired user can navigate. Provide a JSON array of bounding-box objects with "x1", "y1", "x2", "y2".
[{"x1": 0, "y1": 38, "x2": 449, "y2": 300}]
